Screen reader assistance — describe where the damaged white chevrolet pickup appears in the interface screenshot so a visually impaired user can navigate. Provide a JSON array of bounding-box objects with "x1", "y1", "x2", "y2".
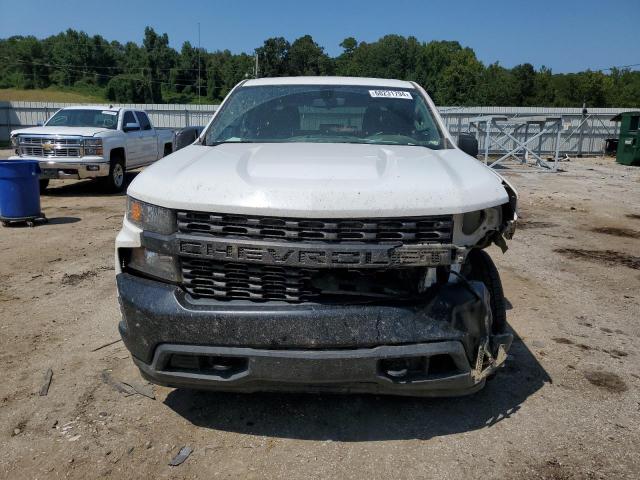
[{"x1": 115, "y1": 76, "x2": 518, "y2": 397}]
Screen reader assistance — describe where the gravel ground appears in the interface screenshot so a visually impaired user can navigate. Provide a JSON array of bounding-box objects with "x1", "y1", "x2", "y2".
[{"x1": 0, "y1": 153, "x2": 639, "y2": 479}]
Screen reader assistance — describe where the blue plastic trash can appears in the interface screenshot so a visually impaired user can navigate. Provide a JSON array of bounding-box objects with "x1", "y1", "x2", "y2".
[{"x1": 0, "y1": 160, "x2": 42, "y2": 220}]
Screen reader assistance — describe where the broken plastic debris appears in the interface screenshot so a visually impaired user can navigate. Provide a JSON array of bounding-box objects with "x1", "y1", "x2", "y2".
[
  {"x1": 39, "y1": 368, "x2": 53, "y2": 396},
  {"x1": 121, "y1": 381, "x2": 155, "y2": 400},
  {"x1": 169, "y1": 446, "x2": 193, "y2": 466}
]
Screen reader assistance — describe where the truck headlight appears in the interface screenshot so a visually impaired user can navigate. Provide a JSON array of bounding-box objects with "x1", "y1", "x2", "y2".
[
  {"x1": 125, "y1": 247, "x2": 181, "y2": 282},
  {"x1": 10, "y1": 135, "x2": 18, "y2": 147},
  {"x1": 127, "y1": 197, "x2": 176, "y2": 235},
  {"x1": 462, "y1": 210, "x2": 486, "y2": 235},
  {"x1": 83, "y1": 138, "x2": 103, "y2": 156}
]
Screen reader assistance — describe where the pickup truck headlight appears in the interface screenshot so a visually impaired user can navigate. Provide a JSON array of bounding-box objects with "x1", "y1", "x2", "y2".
[
  {"x1": 83, "y1": 138, "x2": 103, "y2": 156},
  {"x1": 462, "y1": 210, "x2": 486, "y2": 235},
  {"x1": 127, "y1": 197, "x2": 176, "y2": 235},
  {"x1": 125, "y1": 247, "x2": 181, "y2": 282},
  {"x1": 10, "y1": 135, "x2": 18, "y2": 148}
]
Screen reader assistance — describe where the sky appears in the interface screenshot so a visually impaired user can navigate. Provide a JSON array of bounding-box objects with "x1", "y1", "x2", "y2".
[{"x1": 1, "y1": 0, "x2": 638, "y2": 73}]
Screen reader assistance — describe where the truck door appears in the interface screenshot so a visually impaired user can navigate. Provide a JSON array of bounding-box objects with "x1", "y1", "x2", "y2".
[
  {"x1": 122, "y1": 110, "x2": 143, "y2": 167},
  {"x1": 135, "y1": 111, "x2": 159, "y2": 165}
]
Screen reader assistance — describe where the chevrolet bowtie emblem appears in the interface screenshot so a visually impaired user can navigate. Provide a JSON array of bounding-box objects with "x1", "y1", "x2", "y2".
[{"x1": 42, "y1": 142, "x2": 53, "y2": 151}]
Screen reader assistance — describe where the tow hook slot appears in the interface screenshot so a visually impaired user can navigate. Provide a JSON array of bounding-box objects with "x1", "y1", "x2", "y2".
[
  {"x1": 379, "y1": 354, "x2": 460, "y2": 382},
  {"x1": 167, "y1": 354, "x2": 248, "y2": 379},
  {"x1": 472, "y1": 338, "x2": 508, "y2": 381}
]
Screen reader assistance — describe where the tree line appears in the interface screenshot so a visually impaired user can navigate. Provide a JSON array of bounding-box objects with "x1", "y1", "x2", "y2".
[{"x1": 1, "y1": 27, "x2": 638, "y2": 107}]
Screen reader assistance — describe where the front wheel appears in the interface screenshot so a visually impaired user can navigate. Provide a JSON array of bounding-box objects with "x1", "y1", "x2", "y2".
[
  {"x1": 103, "y1": 157, "x2": 126, "y2": 193},
  {"x1": 463, "y1": 249, "x2": 507, "y2": 333}
]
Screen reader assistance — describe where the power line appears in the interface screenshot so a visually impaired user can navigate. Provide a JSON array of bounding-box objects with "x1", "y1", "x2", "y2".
[
  {"x1": 3, "y1": 58, "x2": 196, "y2": 88},
  {"x1": 598, "y1": 62, "x2": 640, "y2": 71},
  {"x1": 3, "y1": 56, "x2": 203, "y2": 72},
  {"x1": 4, "y1": 37, "x2": 182, "y2": 53},
  {"x1": 2, "y1": 57, "x2": 235, "y2": 92}
]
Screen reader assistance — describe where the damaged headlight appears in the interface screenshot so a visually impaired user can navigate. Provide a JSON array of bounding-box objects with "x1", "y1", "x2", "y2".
[
  {"x1": 125, "y1": 247, "x2": 181, "y2": 282},
  {"x1": 462, "y1": 210, "x2": 486, "y2": 235},
  {"x1": 127, "y1": 197, "x2": 176, "y2": 235}
]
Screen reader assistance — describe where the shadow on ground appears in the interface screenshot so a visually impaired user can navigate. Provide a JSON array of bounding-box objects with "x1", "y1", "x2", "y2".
[
  {"x1": 46, "y1": 216, "x2": 81, "y2": 225},
  {"x1": 164, "y1": 327, "x2": 549, "y2": 441},
  {"x1": 42, "y1": 172, "x2": 139, "y2": 197}
]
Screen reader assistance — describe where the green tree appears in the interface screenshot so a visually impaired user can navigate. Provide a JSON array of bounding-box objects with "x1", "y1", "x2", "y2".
[
  {"x1": 476, "y1": 63, "x2": 517, "y2": 105},
  {"x1": 288, "y1": 35, "x2": 333, "y2": 76},
  {"x1": 511, "y1": 63, "x2": 537, "y2": 105},
  {"x1": 255, "y1": 37, "x2": 290, "y2": 77},
  {"x1": 142, "y1": 27, "x2": 176, "y2": 102},
  {"x1": 106, "y1": 74, "x2": 150, "y2": 103}
]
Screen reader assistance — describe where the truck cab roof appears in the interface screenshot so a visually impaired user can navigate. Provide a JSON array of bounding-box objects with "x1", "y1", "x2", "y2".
[
  {"x1": 242, "y1": 76, "x2": 416, "y2": 89},
  {"x1": 58, "y1": 105, "x2": 122, "y2": 113}
]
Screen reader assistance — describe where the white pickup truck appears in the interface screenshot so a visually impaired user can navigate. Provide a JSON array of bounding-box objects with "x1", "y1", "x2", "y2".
[
  {"x1": 116, "y1": 77, "x2": 518, "y2": 397},
  {"x1": 9, "y1": 106, "x2": 175, "y2": 192}
]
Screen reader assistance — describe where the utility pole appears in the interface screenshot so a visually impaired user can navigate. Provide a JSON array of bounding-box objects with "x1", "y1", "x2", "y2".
[
  {"x1": 197, "y1": 22, "x2": 201, "y2": 104},
  {"x1": 255, "y1": 52, "x2": 259, "y2": 78},
  {"x1": 578, "y1": 100, "x2": 587, "y2": 158}
]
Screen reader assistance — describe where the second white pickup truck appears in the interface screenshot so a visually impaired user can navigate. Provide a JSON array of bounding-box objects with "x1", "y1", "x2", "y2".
[{"x1": 9, "y1": 106, "x2": 175, "y2": 192}]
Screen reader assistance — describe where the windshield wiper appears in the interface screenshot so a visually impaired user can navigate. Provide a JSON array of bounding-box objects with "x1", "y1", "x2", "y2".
[{"x1": 207, "y1": 140, "x2": 256, "y2": 146}]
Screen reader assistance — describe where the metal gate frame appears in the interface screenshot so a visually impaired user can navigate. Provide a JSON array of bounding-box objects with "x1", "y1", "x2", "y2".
[{"x1": 469, "y1": 115, "x2": 563, "y2": 172}]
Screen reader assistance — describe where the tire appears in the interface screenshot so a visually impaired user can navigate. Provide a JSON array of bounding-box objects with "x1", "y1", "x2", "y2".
[
  {"x1": 104, "y1": 155, "x2": 126, "y2": 193},
  {"x1": 39, "y1": 179, "x2": 49, "y2": 192},
  {"x1": 464, "y1": 249, "x2": 507, "y2": 333}
]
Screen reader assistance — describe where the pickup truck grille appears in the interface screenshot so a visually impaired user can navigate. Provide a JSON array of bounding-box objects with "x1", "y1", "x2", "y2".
[
  {"x1": 180, "y1": 258, "x2": 423, "y2": 302},
  {"x1": 18, "y1": 136, "x2": 82, "y2": 158},
  {"x1": 177, "y1": 212, "x2": 453, "y2": 245},
  {"x1": 181, "y1": 258, "x2": 318, "y2": 301}
]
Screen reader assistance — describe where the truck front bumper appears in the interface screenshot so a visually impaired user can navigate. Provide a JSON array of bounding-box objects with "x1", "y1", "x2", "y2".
[
  {"x1": 117, "y1": 273, "x2": 512, "y2": 397},
  {"x1": 8, "y1": 156, "x2": 109, "y2": 179}
]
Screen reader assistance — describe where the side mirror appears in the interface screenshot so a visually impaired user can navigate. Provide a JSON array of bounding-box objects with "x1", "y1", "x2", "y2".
[
  {"x1": 124, "y1": 122, "x2": 140, "y2": 132},
  {"x1": 457, "y1": 133, "x2": 478, "y2": 158},
  {"x1": 37, "y1": 121, "x2": 44, "y2": 127}
]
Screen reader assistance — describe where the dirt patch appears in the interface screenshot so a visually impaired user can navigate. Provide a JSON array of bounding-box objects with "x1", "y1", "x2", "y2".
[
  {"x1": 554, "y1": 248, "x2": 640, "y2": 270},
  {"x1": 518, "y1": 220, "x2": 559, "y2": 230},
  {"x1": 61, "y1": 270, "x2": 98, "y2": 286},
  {"x1": 583, "y1": 371, "x2": 628, "y2": 393},
  {"x1": 590, "y1": 227, "x2": 640, "y2": 239},
  {"x1": 603, "y1": 349, "x2": 629, "y2": 358},
  {"x1": 519, "y1": 458, "x2": 604, "y2": 480},
  {"x1": 552, "y1": 337, "x2": 574, "y2": 345},
  {"x1": 0, "y1": 291, "x2": 18, "y2": 302}
]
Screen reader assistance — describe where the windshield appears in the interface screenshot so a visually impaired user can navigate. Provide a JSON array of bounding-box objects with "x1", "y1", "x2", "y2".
[
  {"x1": 205, "y1": 84, "x2": 445, "y2": 149},
  {"x1": 46, "y1": 109, "x2": 119, "y2": 129}
]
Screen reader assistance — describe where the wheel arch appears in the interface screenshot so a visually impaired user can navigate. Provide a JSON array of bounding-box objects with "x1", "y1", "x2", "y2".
[{"x1": 110, "y1": 147, "x2": 126, "y2": 165}]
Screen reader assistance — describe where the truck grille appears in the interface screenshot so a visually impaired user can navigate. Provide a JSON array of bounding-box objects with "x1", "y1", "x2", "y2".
[
  {"x1": 177, "y1": 212, "x2": 453, "y2": 245},
  {"x1": 180, "y1": 258, "x2": 424, "y2": 302},
  {"x1": 18, "y1": 136, "x2": 82, "y2": 158},
  {"x1": 181, "y1": 258, "x2": 319, "y2": 301}
]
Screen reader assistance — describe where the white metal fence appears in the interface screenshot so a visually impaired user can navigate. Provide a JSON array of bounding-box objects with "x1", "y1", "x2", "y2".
[{"x1": 1, "y1": 101, "x2": 634, "y2": 155}]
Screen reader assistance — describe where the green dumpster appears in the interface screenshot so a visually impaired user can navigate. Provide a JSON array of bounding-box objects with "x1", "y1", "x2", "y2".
[{"x1": 612, "y1": 111, "x2": 640, "y2": 166}]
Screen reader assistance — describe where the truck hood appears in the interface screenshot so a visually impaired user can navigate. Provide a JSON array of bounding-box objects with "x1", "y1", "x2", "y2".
[
  {"x1": 11, "y1": 126, "x2": 110, "y2": 137},
  {"x1": 128, "y1": 143, "x2": 510, "y2": 217}
]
